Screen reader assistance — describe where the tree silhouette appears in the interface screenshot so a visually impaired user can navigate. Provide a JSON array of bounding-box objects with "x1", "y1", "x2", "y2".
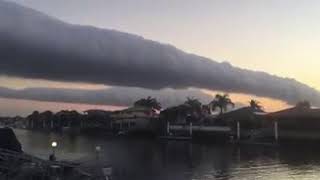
[
  {"x1": 27, "y1": 111, "x2": 40, "y2": 128},
  {"x1": 184, "y1": 97, "x2": 202, "y2": 113},
  {"x1": 295, "y1": 100, "x2": 311, "y2": 109},
  {"x1": 134, "y1": 96, "x2": 162, "y2": 111},
  {"x1": 249, "y1": 99, "x2": 263, "y2": 111},
  {"x1": 209, "y1": 94, "x2": 234, "y2": 115}
]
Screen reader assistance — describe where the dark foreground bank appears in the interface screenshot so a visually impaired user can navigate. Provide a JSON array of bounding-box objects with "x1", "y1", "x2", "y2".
[{"x1": 0, "y1": 128, "x2": 112, "y2": 180}]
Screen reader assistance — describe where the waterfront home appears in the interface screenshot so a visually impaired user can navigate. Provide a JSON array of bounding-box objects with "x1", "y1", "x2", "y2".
[
  {"x1": 160, "y1": 104, "x2": 210, "y2": 125},
  {"x1": 215, "y1": 107, "x2": 267, "y2": 140},
  {"x1": 27, "y1": 111, "x2": 52, "y2": 129},
  {"x1": 83, "y1": 109, "x2": 112, "y2": 129},
  {"x1": 54, "y1": 110, "x2": 82, "y2": 130},
  {"x1": 219, "y1": 106, "x2": 266, "y2": 129},
  {"x1": 110, "y1": 106, "x2": 159, "y2": 133},
  {"x1": 160, "y1": 104, "x2": 192, "y2": 124},
  {"x1": 27, "y1": 110, "x2": 83, "y2": 130},
  {"x1": 266, "y1": 106, "x2": 320, "y2": 140},
  {"x1": 160, "y1": 105, "x2": 233, "y2": 138}
]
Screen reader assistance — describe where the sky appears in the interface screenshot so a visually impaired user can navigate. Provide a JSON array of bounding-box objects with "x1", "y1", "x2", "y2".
[
  {"x1": 0, "y1": 97, "x2": 125, "y2": 117},
  {"x1": 8, "y1": 0, "x2": 320, "y2": 89},
  {"x1": 2, "y1": 0, "x2": 320, "y2": 115}
]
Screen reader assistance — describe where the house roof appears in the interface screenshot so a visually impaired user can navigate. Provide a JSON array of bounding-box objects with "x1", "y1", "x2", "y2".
[
  {"x1": 222, "y1": 107, "x2": 264, "y2": 117},
  {"x1": 267, "y1": 107, "x2": 320, "y2": 119},
  {"x1": 55, "y1": 110, "x2": 80, "y2": 116},
  {"x1": 84, "y1": 109, "x2": 112, "y2": 115},
  {"x1": 161, "y1": 104, "x2": 190, "y2": 114},
  {"x1": 112, "y1": 106, "x2": 155, "y2": 114}
]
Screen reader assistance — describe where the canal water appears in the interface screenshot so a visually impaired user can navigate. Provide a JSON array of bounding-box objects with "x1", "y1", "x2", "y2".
[{"x1": 13, "y1": 129, "x2": 320, "y2": 180}]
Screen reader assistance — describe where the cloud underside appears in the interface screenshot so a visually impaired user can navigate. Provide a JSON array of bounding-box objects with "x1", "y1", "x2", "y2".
[
  {"x1": 0, "y1": 86, "x2": 213, "y2": 108},
  {"x1": 0, "y1": 1, "x2": 320, "y2": 106}
]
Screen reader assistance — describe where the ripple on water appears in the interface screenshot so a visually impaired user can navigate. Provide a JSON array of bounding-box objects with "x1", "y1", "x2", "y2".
[{"x1": 12, "y1": 129, "x2": 320, "y2": 180}]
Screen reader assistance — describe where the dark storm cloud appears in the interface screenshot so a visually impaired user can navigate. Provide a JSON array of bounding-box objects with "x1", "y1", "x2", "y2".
[
  {"x1": 0, "y1": 1, "x2": 320, "y2": 105},
  {"x1": 0, "y1": 86, "x2": 212, "y2": 108}
]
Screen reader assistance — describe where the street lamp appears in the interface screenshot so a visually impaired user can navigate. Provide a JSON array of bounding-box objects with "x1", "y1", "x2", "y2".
[
  {"x1": 95, "y1": 145, "x2": 101, "y2": 160},
  {"x1": 52, "y1": 141, "x2": 58, "y2": 148},
  {"x1": 50, "y1": 141, "x2": 58, "y2": 161},
  {"x1": 95, "y1": 146, "x2": 101, "y2": 152}
]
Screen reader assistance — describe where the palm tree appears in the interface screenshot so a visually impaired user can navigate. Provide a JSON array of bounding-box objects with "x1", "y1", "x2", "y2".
[
  {"x1": 184, "y1": 97, "x2": 203, "y2": 117},
  {"x1": 209, "y1": 94, "x2": 235, "y2": 115},
  {"x1": 184, "y1": 97, "x2": 202, "y2": 111},
  {"x1": 249, "y1": 99, "x2": 263, "y2": 111},
  {"x1": 134, "y1": 96, "x2": 162, "y2": 111}
]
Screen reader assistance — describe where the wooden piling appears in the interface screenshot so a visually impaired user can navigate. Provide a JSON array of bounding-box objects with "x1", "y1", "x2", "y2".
[
  {"x1": 51, "y1": 119, "x2": 54, "y2": 129},
  {"x1": 237, "y1": 121, "x2": 240, "y2": 140},
  {"x1": 274, "y1": 121, "x2": 279, "y2": 142}
]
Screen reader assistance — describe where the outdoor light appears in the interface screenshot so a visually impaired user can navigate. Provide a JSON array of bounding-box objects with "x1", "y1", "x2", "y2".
[
  {"x1": 50, "y1": 141, "x2": 58, "y2": 161},
  {"x1": 95, "y1": 146, "x2": 101, "y2": 152},
  {"x1": 95, "y1": 145, "x2": 102, "y2": 160},
  {"x1": 51, "y1": 141, "x2": 58, "y2": 148}
]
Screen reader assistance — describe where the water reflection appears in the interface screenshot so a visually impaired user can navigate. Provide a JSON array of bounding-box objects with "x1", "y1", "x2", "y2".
[{"x1": 13, "y1": 129, "x2": 320, "y2": 180}]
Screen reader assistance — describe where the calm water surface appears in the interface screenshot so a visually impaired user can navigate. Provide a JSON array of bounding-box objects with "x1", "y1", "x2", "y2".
[{"x1": 13, "y1": 129, "x2": 320, "y2": 180}]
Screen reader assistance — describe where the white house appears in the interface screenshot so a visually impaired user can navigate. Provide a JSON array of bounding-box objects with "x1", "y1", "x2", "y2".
[{"x1": 110, "y1": 106, "x2": 159, "y2": 133}]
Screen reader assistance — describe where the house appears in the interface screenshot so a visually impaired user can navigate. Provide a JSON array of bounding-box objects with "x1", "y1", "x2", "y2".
[
  {"x1": 160, "y1": 104, "x2": 209, "y2": 125},
  {"x1": 83, "y1": 109, "x2": 112, "y2": 129},
  {"x1": 160, "y1": 104, "x2": 191, "y2": 124},
  {"x1": 266, "y1": 106, "x2": 320, "y2": 140},
  {"x1": 219, "y1": 106, "x2": 266, "y2": 129},
  {"x1": 110, "y1": 106, "x2": 159, "y2": 133}
]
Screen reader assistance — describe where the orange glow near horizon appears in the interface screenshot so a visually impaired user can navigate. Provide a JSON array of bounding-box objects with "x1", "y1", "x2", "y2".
[
  {"x1": 0, "y1": 77, "x2": 292, "y2": 115},
  {"x1": 202, "y1": 89, "x2": 291, "y2": 112},
  {"x1": 0, "y1": 97, "x2": 127, "y2": 117},
  {"x1": 0, "y1": 76, "x2": 108, "y2": 90},
  {"x1": 0, "y1": 89, "x2": 291, "y2": 116}
]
